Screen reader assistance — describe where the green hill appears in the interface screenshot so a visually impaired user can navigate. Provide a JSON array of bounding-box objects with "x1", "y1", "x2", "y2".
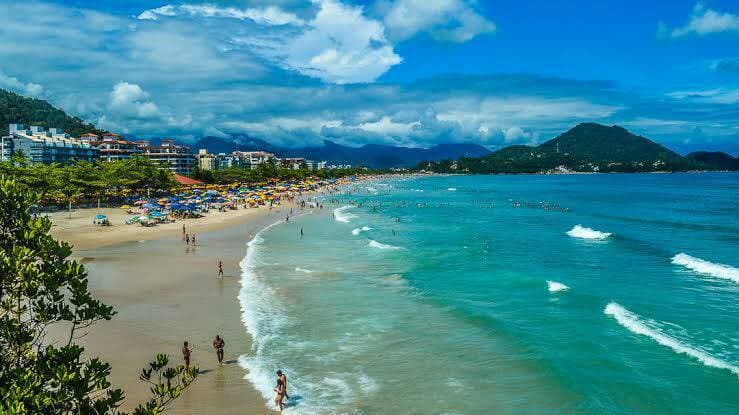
[
  {"x1": 421, "y1": 123, "x2": 735, "y2": 173},
  {"x1": 0, "y1": 89, "x2": 104, "y2": 137}
]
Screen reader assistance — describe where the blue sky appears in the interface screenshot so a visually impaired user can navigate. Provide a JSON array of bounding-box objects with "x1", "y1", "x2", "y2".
[{"x1": 0, "y1": 0, "x2": 737, "y2": 153}]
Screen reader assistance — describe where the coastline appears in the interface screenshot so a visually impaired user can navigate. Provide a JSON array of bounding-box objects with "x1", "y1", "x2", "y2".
[{"x1": 49, "y1": 203, "x2": 297, "y2": 414}]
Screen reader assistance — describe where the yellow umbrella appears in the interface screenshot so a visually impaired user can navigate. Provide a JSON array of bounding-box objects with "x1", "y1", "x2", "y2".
[{"x1": 120, "y1": 205, "x2": 131, "y2": 209}]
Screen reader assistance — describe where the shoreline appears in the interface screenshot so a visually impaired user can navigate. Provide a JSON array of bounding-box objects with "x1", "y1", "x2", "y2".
[{"x1": 49, "y1": 201, "x2": 309, "y2": 414}]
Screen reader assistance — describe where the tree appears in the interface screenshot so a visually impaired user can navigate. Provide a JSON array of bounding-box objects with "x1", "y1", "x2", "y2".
[{"x1": 0, "y1": 179, "x2": 197, "y2": 414}]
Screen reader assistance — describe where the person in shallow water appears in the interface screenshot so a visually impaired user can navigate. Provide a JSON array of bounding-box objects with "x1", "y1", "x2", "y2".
[
  {"x1": 218, "y1": 260, "x2": 224, "y2": 278},
  {"x1": 277, "y1": 370, "x2": 289, "y2": 400},
  {"x1": 213, "y1": 335, "x2": 225, "y2": 364},
  {"x1": 274, "y1": 375, "x2": 285, "y2": 411}
]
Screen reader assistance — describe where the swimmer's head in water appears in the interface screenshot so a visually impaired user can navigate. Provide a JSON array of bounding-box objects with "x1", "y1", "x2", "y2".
[
  {"x1": 276, "y1": 370, "x2": 283, "y2": 376},
  {"x1": 184, "y1": 341, "x2": 188, "y2": 346}
]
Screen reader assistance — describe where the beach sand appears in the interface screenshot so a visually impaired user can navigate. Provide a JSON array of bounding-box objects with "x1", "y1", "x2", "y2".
[{"x1": 48, "y1": 204, "x2": 295, "y2": 414}]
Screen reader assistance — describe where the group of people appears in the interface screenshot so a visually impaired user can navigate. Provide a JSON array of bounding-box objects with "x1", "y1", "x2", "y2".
[
  {"x1": 182, "y1": 224, "x2": 196, "y2": 245},
  {"x1": 181, "y1": 335, "x2": 290, "y2": 412}
]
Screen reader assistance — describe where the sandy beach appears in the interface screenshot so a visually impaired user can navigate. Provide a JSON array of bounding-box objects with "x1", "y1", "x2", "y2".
[{"x1": 48, "y1": 203, "x2": 299, "y2": 414}]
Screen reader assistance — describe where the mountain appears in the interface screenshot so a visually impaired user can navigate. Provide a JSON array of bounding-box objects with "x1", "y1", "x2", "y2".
[
  {"x1": 685, "y1": 151, "x2": 739, "y2": 170},
  {"x1": 421, "y1": 123, "x2": 738, "y2": 173},
  {"x1": 191, "y1": 135, "x2": 490, "y2": 168},
  {"x1": 0, "y1": 89, "x2": 103, "y2": 137}
]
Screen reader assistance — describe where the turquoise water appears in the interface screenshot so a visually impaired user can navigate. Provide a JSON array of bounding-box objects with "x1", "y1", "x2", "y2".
[{"x1": 238, "y1": 173, "x2": 739, "y2": 415}]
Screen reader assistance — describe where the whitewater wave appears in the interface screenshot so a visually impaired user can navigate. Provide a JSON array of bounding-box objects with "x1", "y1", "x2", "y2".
[
  {"x1": 368, "y1": 240, "x2": 402, "y2": 250},
  {"x1": 352, "y1": 226, "x2": 372, "y2": 235},
  {"x1": 567, "y1": 225, "x2": 612, "y2": 240},
  {"x1": 448, "y1": 187, "x2": 457, "y2": 191},
  {"x1": 604, "y1": 302, "x2": 739, "y2": 377},
  {"x1": 671, "y1": 253, "x2": 739, "y2": 284},
  {"x1": 237, "y1": 220, "x2": 293, "y2": 409},
  {"x1": 333, "y1": 205, "x2": 356, "y2": 223},
  {"x1": 295, "y1": 267, "x2": 314, "y2": 274},
  {"x1": 547, "y1": 281, "x2": 570, "y2": 293}
]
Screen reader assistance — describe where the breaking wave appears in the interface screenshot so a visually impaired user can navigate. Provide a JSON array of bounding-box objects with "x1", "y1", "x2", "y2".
[
  {"x1": 567, "y1": 225, "x2": 612, "y2": 240},
  {"x1": 368, "y1": 240, "x2": 402, "y2": 250},
  {"x1": 604, "y1": 302, "x2": 739, "y2": 377},
  {"x1": 352, "y1": 226, "x2": 372, "y2": 235},
  {"x1": 333, "y1": 205, "x2": 356, "y2": 223},
  {"x1": 671, "y1": 253, "x2": 739, "y2": 284},
  {"x1": 547, "y1": 281, "x2": 570, "y2": 293}
]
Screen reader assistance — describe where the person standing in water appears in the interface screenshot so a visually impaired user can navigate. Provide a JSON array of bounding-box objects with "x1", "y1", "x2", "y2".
[
  {"x1": 274, "y1": 374, "x2": 285, "y2": 411},
  {"x1": 182, "y1": 341, "x2": 192, "y2": 368},
  {"x1": 213, "y1": 335, "x2": 225, "y2": 364},
  {"x1": 277, "y1": 370, "x2": 289, "y2": 400},
  {"x1": 191, "y1": 234, "x2": 196, "y2": 246},
  {"x1": 218, "y1": 260, "x2": 224, "y2": 278},
  {"x1": 182, "y1": 224, "x2": 186, "y2": 240},
  {"x1": 185, "y1": 234, "x2": 190, "y2": 245},
  {"x1": 300, "y1": 227, "x2": 304, "y2": 239}
]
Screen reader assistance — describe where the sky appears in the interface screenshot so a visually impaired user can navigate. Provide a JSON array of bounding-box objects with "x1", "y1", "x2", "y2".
[{"x1": 0, "y1": 0, "x2": 737, "y2": 154}]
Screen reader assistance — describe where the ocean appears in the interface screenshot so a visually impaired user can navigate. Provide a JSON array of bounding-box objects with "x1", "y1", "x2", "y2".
[{"x1": 238, "y1": 173, "x2": 739, "y2": 414}]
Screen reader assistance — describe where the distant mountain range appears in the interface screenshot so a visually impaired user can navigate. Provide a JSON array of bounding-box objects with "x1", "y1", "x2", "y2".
[
  {"x1": 191, "y1": 135, "x2": 491, "y2": 168},
  {"x1": 422, "y1": 123, "x2": 739, "y2": 173},
  {"x1": 2, "y1": 89, "x2": 737, "y2": 172}
]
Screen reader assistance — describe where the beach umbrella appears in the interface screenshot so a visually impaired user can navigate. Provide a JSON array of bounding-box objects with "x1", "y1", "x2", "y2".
[
  {"x1": 95, "y1": 214, "x2": 107, "y2": 219},
  {"x1": 120, "y1": 205, "x2": 131, "y2": 209}
]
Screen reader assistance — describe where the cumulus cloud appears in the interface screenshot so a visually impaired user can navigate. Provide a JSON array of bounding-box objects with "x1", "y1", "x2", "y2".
[
  {"x1": 356, "y1": 116, "x2": 420, "y2": 136},
  {"x1": 0, "y1": 71, "x2": 44, "y2": 97},
  {"x1": 138, "y1": 4, "x2": 303, "y2": 26},
  {"x1": 248, "y1": 0, "x2": 402, "y2": 83},
  {"x1": 109, "y1": 82, "x2": 161, "y2": 119},
  {"x1": 668, "y1": 3, "x2": 739, "y2": 37},
  {"x1": 382, "y1": 0, "x2": 495, "y2": 42}
]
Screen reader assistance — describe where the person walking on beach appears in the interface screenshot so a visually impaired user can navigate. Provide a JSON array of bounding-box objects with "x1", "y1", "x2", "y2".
[
  {"x1": 218, "y1": 260, "x2": 224, "y2": 278},
  {"x1": 182, "y1": 341, "x2": 192, "y2": 368},
  {"x1": 185, "y1": 234, "x2": 190, "y2": 245},
  {"x1": 182, "y1": 224, "x2": 186, "y2": 240},
  {"x1": 191, "y1": 234, "x2": 196, "y2": 246},
  {"x1": 277, "y1": 370, "x2": 289, "y2": 400},
  {"x1": 213, "y1": 335, "x2": 225, "y2": 364}
]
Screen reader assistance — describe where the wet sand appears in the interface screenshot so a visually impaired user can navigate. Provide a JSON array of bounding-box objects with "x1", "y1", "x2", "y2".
[{"x1": 49, "y1": 205, "x2": 294, "y2": 414}]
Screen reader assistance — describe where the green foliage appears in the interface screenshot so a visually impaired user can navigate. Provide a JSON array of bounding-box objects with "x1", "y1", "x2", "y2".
[
  {"x1": 0, "y1": 89, "x2": 104, "y2": 137},
  {"x1": 0, "y1": 156, "x2": 176, "y2": 205},
  {"x1": 0, "y1": 179, "x2": 197, "y2": 414},
  {"x1": 420, "y1": 123, "x2": 736, "y2": 174}
]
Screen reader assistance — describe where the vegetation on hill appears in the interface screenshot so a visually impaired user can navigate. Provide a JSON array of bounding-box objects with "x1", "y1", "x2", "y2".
[
  {"x1": 0, "y1": 178, "x2": 197, "y2": 414},
  {"x1": 191, "y1": 159, "x2": 373, "y2": 185},
  {"x1": 419, "y1": 123, "x2": 737, "y2": 173},
  {"x1": 0, "y1": 89, "x2": 104, "y2": 137}
]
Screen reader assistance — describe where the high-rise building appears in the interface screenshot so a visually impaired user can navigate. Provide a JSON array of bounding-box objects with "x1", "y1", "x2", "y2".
[
  {"x1": 5, "y1": 124, "x2": 99, "y2": 164},
  {"x1": 92, "y1": 133, "x2": 143, "y2": 162},
  {"x1": 138, "y1": 139, "x2": 195, "y2": 175}
]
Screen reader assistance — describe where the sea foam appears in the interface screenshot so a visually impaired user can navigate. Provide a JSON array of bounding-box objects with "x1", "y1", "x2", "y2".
[
  {"x1": 369, "y1": 240, "x2": 402, "y2": 250},
  {"x1": 567, "y1": 225, "x2": 612, "y2": 240},
  {"x1": 352, "y1": 226, "x2": 372, "y2": 235},
  {"x1": 295, "y1": 267, "x2": 314, "y2": 274},
  {"x1": 671, "y1": 253, "x2": 739, "y2": 284},
  {"x1": 604, "y1": 302, "x2": 739, "y2": 377},
  {"x1": 547, "y1": 281, "x2": 570, "y2": 293},
  {"x1": 333, "y1": 205, "x2": 356, "y2": 223}
]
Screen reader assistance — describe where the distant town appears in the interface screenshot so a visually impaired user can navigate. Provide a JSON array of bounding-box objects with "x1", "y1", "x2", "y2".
[{"x1": 0, "y1": 124, "x2": 351, "y2": 175}]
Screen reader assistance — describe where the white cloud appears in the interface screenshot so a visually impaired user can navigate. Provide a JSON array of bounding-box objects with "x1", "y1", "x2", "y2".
[
  {"x1": 669, "y1": 3, "x2": 739, "y2": 37},
  {"x1": 0, "y1": 71, "x2": 44, "y2": 97},
  {"x1": 666, "y1": 88, "x2": 739, "y2": 104},
  {"x1": 272, "y1": 0, "x2": 401, "y2": 83},
  {"x1": 138, "y1": 4, "x2": 303, "y2": 26},
  {"x1": 502, "y1": 126, "x2": 538, "y2": 144},
  {"x1": 356, "y1": 116, "x2": 420, "y2": 135},
  {"x1": 109, "y1": 82, "x2": 161, "y2": 119},
  {"x1": 382, "y1": 0, "x2": 495, "y2": 42}
]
